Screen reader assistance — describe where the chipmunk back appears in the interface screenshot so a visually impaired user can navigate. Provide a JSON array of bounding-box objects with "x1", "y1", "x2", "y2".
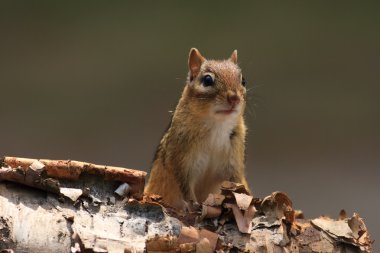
[{"x1": 145, "y1": 48, "x2": 250, "y2": 210}]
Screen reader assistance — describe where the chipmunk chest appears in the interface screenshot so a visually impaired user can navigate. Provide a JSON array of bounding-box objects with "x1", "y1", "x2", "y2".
[{"x1": 189, "y1": 122, "x2": 234, "y2": 175}]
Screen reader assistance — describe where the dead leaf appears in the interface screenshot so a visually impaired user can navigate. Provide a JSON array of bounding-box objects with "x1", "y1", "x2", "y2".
[
  {"x1": 232, "y1": 192, "x2": 253, "y2": 211},
  {"x1": 311, "y1": 216, "x2": 352, "y2": 240},
  {"x1": 225, "y1": 203, "x2": 256, "y2": 233},
  {"x1": 348, "y1": 213, "x2": 371, "y2": 246},
  {"x1": 220, "y1": 181, "x2": 248, "y2": 194},
  {"x1": 261, "y1": 192, "x2": 293, "y2": 222},
  {"x1": 284, "y1": 206, "x2": 295, "y2": 224},
  {"x1": 310, "y1": 215, "x2": 371, "y2": 250}
]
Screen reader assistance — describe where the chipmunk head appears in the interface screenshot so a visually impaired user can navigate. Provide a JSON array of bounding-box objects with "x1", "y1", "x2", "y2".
[{"x1": 186, "y1": 48, "x2": 246, "y2": 120}]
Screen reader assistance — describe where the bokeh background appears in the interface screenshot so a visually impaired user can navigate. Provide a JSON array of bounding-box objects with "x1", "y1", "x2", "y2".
[{"x1": 1, "y1": 1, "x2": 379, "y2": 249}]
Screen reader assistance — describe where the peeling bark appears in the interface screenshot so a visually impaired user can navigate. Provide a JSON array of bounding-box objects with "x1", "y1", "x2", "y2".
[
  {"x1": 0, "y1": 156, "x2": 146, "y2": 196},
  {"x1": 0, "y1": 156, "x2": 373, "y2": 253}
]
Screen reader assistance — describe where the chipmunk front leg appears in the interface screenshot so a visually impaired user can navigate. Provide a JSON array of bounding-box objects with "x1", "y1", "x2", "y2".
[
  {"x1": 176, "y1": 175, "x2": 199, "y2": 211},
  {"x1": 228, "y1": 125, "x2": 250, "y2": 192},
  {"x1": 175, "y1": 167, "x2": 198, "y2": 202},
  {"x1": 181, "y1": 183, "x2": 197, "y2": 203}
]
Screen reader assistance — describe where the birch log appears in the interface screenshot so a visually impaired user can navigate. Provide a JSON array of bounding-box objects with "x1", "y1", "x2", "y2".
[{"x1": 0, "y1": 156, "x2": 373, "y2": 253}]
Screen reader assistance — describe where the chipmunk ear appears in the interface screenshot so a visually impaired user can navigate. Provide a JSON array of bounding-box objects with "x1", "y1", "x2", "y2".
[
  {"x1": 188, "y1": 48, "x2": 205, "y2": 81},
  {"x1": 230, "y1": 50, "x2": 238, "y2": 64}
]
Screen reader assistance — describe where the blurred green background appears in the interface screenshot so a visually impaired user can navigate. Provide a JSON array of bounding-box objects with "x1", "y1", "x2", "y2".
[{"x1": 0, "y1": 1, "x2": 379, "y2": 248}]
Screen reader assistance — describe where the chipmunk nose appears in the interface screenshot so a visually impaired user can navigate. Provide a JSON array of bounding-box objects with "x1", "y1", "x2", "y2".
[{"x1": 227, "y1": 93, "x2": 240, "y2": 106}]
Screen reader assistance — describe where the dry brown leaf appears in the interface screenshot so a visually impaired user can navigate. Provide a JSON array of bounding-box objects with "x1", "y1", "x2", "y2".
[
  {"x1": 225, "y1": 203, "x2": 256, "y2": 233},
  {"x1": 272, "y1": 191, "x2": 292, "y2": 208},
  {"x1": 348, "y1": 213, "x2": 371, "y2": 246},
  {"x1": 311, "y1": 216, "x2": 352, "y2": 240},
  {"x1": 232, "y1": 192, "x2": 253, "y2": 211},
  {"x1": 220, "y1": 181, "x2": 248, "y2": 194},
  {"x1": 284, "y1": 206, "x2": 295, "y2": 224},
  {"x1": 310, "y1": 215, "x2": 371, "y2": 251},
  {"x1": 261, "y1": 191, "x2": 293, "y2": 221}
]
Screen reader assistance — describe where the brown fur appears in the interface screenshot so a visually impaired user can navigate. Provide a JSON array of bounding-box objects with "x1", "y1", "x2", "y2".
[{"x1": 145, "y1": 48, "x2": 250, "y2": 210}]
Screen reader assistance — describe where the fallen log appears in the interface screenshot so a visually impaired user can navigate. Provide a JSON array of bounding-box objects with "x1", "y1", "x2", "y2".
[{"x1": 0, "y1": 156, "x2": 373, "y2": 252}]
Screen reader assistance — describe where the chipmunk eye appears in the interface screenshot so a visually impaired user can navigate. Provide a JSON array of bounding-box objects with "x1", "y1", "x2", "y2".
[
  {"x1": 241, "y1": 77, "x2": 246, "y2": 87},
  {"x1": 202, "y1": 75, "x2": 214, "y2": 87}
]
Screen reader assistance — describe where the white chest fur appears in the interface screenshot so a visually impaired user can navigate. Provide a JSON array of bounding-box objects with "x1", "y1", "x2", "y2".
[
  {"x1": 208, "y1": 117, "x2": 235, "y2": 151},
  {"x1": 185, "y1": 115, "x2": 238, "y2": 201}
]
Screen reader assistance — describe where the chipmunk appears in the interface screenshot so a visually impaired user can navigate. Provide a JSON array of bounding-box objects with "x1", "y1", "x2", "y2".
[{"x1": 145, "y1": 48, "x2": 250, "y2": 210}]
